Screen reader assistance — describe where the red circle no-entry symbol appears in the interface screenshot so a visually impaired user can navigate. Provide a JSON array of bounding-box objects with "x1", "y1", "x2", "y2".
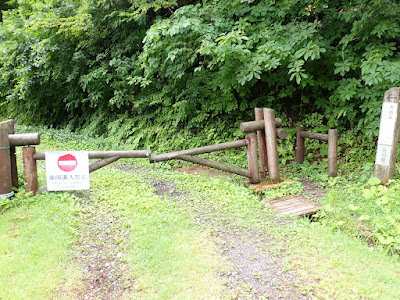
[{"x1": 57, "y1": 154, "x2": 78, "y2": 172}]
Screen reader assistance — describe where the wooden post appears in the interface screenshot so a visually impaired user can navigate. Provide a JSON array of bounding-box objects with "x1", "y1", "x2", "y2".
[
  {"x1": 7, "y1": 120, "x2": 18, "y2": 188},
  {"x1": 0, "y1": 121, "x2": 13, "y2": 197},
  {"x1": 246, "y1": 134, "x2": 260, "y2": 184},
  {"x1": 328, "y1": 129, "x2": 338, "y2": 177},
  {"x1": 255, "y1": 108, "x2": 268, "y2": 178},
  {"x1": 23, "y1": 147, "x2": 38, "y2": 195},
  {"x1": 374, "y1": 87, "x2": 400, "y2": 184},
  {"x1": 263, "y1": 108, "x2": 280, "y2": 182},
  {"x1": 296, "y1": 126, "x2": 305, "y2": 164}
]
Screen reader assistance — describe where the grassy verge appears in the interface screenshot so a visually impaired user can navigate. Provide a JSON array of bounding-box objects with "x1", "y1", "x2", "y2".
[
  {"x1": 286, "y1": 220, "x2": 400, "y2": 299},
  {"x1": 0, "y1": 192, "x2": 79, "y2": 299}
]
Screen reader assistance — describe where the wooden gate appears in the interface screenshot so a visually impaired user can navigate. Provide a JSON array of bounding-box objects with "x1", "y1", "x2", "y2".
[{"x1": 0, "y1": 106, "x2": 339, "y2": 197}]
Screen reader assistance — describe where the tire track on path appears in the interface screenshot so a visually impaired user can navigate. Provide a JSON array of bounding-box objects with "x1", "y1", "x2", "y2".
[{"x1": 63, "y1": 192, "x2": 134, "y2": 299}]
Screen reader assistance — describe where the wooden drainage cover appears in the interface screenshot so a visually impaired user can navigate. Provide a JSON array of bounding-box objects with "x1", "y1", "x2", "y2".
[{"x1": 265, "y1": 196, "x2": 321, "y2": 216}]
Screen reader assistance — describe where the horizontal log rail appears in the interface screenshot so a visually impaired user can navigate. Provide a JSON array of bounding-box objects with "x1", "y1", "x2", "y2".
[
  {"x1": 300, "y1": 131, "x2": 328, "y2": 142},
  {"x1": 150, "y1": 139, "x2": 248, "y2": 163},
  {"x1": 9, "y1": 133, "x2": 40, "y2": 146},
  {"x1": 240, "y1": 118, "x2": 282, "y2": 133},
  {"x1": 33, "y1": 150, "x2": 151, "y2": 160},
  {"x1": 178, "y1": 155, "x2": 251, "y2": 178}
]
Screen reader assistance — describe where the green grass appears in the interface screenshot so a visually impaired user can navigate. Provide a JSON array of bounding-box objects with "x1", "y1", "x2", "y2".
[
  {"x1": 0, "y1": 192, "x2": 79, "y2": 299},
  {"x1": 285, "y1": 219, "x2": 400, "y2": 299}
]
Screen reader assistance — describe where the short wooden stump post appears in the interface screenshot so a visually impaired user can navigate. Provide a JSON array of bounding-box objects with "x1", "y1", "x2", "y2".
[
  {"x1": 328, "y1": 129, "x2": 338, "y2": 177},
  {"x1": 7, "y1": 120, "x2": 18, "y2": 188},
  {"x1": 0, "y1": 121, "x2": 13, "y2": 197},
  {"x1": 23, "y1": 147, "x2": 38, "y2": 195},
  {"x1": 296, "y1": 126, "x2": 305, "y2": 164}
]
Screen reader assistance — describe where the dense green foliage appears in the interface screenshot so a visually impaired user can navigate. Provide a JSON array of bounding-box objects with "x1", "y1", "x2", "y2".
[{"x1": 1, "y1": 0, "x2": 400, "y2": 149}]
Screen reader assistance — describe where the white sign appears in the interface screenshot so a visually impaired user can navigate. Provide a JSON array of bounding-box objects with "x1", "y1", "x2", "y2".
[
  {"x1": 45, "y1": 151, "x2": 90, "y2": 191},
  {"x1": 375, "y1": 144, "x2": 392, "y2": 167},
  {"x1": 377, "y1": 103, "x2": 398, "y2": 145}
]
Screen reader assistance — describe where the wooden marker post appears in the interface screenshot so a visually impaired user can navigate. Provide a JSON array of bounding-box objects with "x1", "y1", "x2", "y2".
[
  {"x1": 263, "y1": 108, "x2": 280, "y2": 182},
  {"x1": 255, "y1": 108, "x2": 268, "y2": 178},
  {"x1": 0, "y1": 120, "x2": 13, "y2": 197},
  {"x1": 328, "y1": 129, "x2": 338, "y2": 177},
  {"x1": 23, "y1": 147, "x2": 38, "y2": 195},
  {"x1": 246, "y1": 134, "x2": 260, "y2": 184},
  {"x1": 374, "y1": 87, "x2": 400, "y2": 184}
]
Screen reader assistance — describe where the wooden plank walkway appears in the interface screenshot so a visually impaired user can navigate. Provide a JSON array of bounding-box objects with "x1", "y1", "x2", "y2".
[{"x1": 264, "y1": 196, "x2": 321, "y2": 216}]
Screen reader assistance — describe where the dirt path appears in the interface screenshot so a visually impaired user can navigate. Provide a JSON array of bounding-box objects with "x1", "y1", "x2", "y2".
[
  {"x1": 215, "y1": 229, "x2": 309, "y2": 299},
  {"x1": 125, "y1": 165, "x2": 313, "y2": 299},
  {"x1": 60, "y1": 164, "x2": 314, "y2": 299}
]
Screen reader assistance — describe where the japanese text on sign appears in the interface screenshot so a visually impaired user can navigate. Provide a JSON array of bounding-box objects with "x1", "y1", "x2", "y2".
[
  {"x1": 45, "y1": 151, "x2": 90, "y2": 191},
  {"x1": 377, "y1": 103, "x2": 398, "y2": 146}
]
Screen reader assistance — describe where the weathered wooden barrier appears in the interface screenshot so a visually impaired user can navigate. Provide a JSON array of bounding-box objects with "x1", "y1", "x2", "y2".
[
  {"x1": 0, "y1": 120, "x2": 41, "y2": 198},
  {"x1": 296, "y1": 126, "x2": 338, "y2": 177},
  {"x1": 2, "y1": 105, "x2": 341, "y2": 198}
]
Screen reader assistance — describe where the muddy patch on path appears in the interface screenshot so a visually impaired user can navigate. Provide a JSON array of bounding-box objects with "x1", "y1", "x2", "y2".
[{"x1": 62, "y1": 192, "x2": 134, "y2": 299}]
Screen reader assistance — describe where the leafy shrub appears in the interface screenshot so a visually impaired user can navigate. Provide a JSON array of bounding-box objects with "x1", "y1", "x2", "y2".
[
  {"x1": 1, "y1": 0, "x2": 400, "y2": 150},
  {"x1": 315, "y1": 176, "x2": 400, "y2": 254}
]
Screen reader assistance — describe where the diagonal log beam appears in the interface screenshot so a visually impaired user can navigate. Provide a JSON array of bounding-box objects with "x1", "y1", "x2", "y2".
[
  {"x1": 178, "y1": 155, "x2": 251, "y2": 178},
  {"x1": 89, "y1": 156, "x2": 120, "y2": 173}
]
